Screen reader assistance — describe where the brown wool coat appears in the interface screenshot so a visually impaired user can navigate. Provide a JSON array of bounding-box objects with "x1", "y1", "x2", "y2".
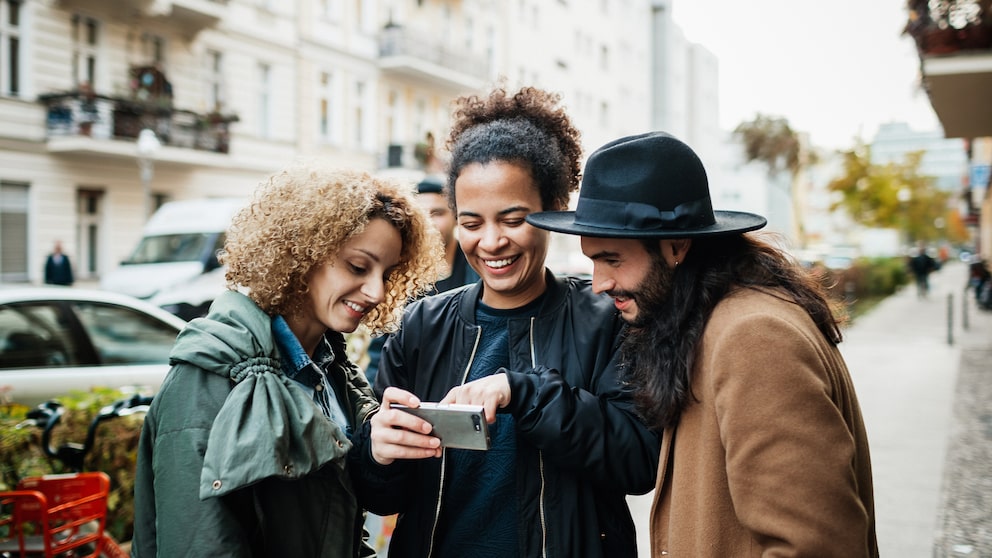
[{"x1": 650, "y1": 287, "x2": 878, "y2": 557}]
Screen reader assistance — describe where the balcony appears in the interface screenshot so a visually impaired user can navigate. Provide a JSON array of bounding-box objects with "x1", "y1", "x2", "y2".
[
  {"x1": 905, "y1": 0, "x2": 992, "y2": 138},
  {"x1": 38, "y1": 89, "x2": 238, "y2": 160},
  {"x1": 378, "y1": 24, "x2": 490, "y2": 92},
  {"x1": 56, "y1": 0, "x2": 227, "y2": 35}
]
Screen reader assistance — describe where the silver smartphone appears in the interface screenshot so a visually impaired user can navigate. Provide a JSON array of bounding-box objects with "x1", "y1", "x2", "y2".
[{"x1": 390, "y1": 402, "x2": 491, "y2": 451}]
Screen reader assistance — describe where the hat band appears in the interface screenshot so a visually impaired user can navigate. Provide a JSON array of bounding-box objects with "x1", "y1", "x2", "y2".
[{"x1": 574, "y1": 196, "x2": 716, "y2": 232}]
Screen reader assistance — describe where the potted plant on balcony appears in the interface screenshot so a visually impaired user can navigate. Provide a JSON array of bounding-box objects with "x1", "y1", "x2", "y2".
[{"x1": 906, "y1": 0, "x2": 960, "y2": 54}]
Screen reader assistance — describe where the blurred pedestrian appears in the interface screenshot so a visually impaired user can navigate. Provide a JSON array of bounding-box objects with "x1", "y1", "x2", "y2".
[
  {"x1": 44, "y1": 241, "x2": 74, "y2": 286},
  {"x1": 528, "y1": 131, "x2": 878, "y2": 557},
  {"x1": 354, "y1": 85, "x2": 659, "y2": 557},
  {"x1": 132, "y1": 163, "x2": 443, "y2": 557},
  {"x1": 909, "y1": 242, "x2": 939, "y2": 298}
]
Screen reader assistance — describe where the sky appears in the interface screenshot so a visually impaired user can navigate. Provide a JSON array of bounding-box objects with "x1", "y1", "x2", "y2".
[{"x1": 670, "y1": 0, "x2": 941, "y2": 151}]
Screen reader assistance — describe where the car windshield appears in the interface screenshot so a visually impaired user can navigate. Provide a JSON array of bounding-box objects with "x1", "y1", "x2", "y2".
[{"x1": 126, "y1": 233, "x2": 212, "y2": 264}]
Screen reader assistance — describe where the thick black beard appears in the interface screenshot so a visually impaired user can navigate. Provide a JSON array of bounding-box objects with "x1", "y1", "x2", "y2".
[{"x1": 619, "y1": 251, "x2": 688, "y2": 431}]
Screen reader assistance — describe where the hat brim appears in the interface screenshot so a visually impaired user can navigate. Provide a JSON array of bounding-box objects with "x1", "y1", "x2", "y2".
[{"x1": 526, "y1": 210, "x2": 767, "y2": 239}]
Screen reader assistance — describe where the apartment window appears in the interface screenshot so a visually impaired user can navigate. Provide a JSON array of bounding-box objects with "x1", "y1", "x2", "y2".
[
  {"x1": 465, "y1": 17, "x2": 473, "y2": 51},
  {"x1": 414, "y1": 98, "x2": 426, "y2": 143},
  {"x1": 0, "y1": 0, "x2": 21, "y2": 96},
  {"x1": 600, "y1": 44, "x2": 609, "y2": 71},
  {"x1": 485, "y1": 25, "x2": 495, "y2": 72},
  {"x1": 385, "y1": 89, "x2": 398, "y2": 144},
  {"x1": 442, "y1": 5, "x2": 451, "y2": 46},
  {"x1": 318, "y1": 71, "x2": 337, "y2": 143},
  {"x1": 354, "y1": 0, "x2": 375, "y2": 32},
  {"x1": 71, "y1": 15, "x2": 101, "y2": 88},
  {"x1": 257, "y1": 63, "x2": 271, "y2": 138},
  {"x1": 76, "y1": 189, "x2": 103, "y2": 278},
  {"x1": 599, "y1": 100, "x2": 609, "y2": 128},
  {"x1": 0, "y1": 181, "x2": 28, "y2": 281},
  {"x1": 206, "y1": 49, "x2": 224, "y2": 112},
  {"x1": 140, "y1": 33, "x2": 166, "y2": 65},
  {"x1": 353, "y1": 80, "x2": 366, "y2": 147},
  {"x1": 319, "y1": 0, "x2": 340, "y2": 20}
]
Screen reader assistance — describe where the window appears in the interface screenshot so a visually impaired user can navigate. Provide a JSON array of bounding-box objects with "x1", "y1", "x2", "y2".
[
  {"x1": 317, "y1": 70, "x2": 336, "y2": 142},
  {"x1": 71, "y1": 14, "x2": 100, "y2": 87},
  {"x1": 257, "y1": 63, "x2": 271, "y2": 138},
  {"x1": 0, "y1": 181, "x2": 28, "y2": 282},
  {"x1": 414, "y1": 98, "x2": 426, "y2": 143},
  {"x1": 353, "y1": 80, "x2": 366, "y2": 147},
  {"x1": 319, "y1": 0, "x2": 341, "y2": 20},
  {"x1": 205, "y1": 49, "x2": 224, "y2": 112},
  {"x1": 385, "y1": 89, "x2": 398, "y2": 144},
  {"x1": 76, "y1": 189, "x2": 103, "y2": 278},
  {"x1": 465, "y1": 17, "x2": 473, "y2": 51},
  {"x1": 140, "y1": 33, "x2": 165, "y2": 66},
  {"x1": 71, "y1": 301, "x2": 180, "y2": 364},
  {"x1": 0, "y1": 0, "x2": 21, "y2": 96}
]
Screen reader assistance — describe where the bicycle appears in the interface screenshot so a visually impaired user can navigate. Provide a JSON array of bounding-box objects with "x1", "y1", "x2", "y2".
[{"x1": 0, "y1": 394, "x2": 152, "y2": 558}]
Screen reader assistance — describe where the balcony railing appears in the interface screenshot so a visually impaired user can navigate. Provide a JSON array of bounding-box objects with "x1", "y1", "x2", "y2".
[
  {"x1": 378, "y1": 24, "x2": 489, "y2": 89},
  {"x1": 38, "y1": 90, "x2": 239, "y2": 154}
]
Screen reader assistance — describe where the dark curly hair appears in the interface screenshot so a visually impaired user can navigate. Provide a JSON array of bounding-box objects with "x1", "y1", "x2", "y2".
[{"x1": 445, "y1": 85, "x2": 582, "y2": 211}]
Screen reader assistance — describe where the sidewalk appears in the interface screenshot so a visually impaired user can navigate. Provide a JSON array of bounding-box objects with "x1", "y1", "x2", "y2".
[{"x1": 627, "y1": 259, "x2": 992, "y2": 556}]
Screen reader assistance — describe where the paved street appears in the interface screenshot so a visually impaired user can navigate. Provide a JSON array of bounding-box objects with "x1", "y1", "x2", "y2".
[{"x1": 627, "y1": 259, "x2": 992, "y2": 556}]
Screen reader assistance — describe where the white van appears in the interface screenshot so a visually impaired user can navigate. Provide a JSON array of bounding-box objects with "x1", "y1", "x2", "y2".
[{"x1": 101, "y1": 198, "x2": 245, "y2": 320}]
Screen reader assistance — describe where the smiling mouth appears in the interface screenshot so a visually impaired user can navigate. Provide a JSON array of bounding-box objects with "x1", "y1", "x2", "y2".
[
  {"x1": 344, "y1": 301, "x2": 366, "y2": 314},
  {"x1": 484, "y1": 256, "x2": 519, "y2": 269}
]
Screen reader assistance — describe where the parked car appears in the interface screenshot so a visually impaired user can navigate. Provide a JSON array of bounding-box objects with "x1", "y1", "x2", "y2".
[{"x1": 0, "y1": 287, "x2": 186, "y2": 406}]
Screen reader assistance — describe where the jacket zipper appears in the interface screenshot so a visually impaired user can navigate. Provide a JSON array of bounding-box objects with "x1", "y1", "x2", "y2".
[
  {"x1": 529, "y1": 317, "x2": 549, "y2": 558},
  {"x1": 426, "y1": 325, "x2": 483, "y2": 558}
]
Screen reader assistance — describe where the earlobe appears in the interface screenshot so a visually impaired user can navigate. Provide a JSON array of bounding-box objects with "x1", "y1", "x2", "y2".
[{"x1": 670, "y1": 239, "x2": 691, "y2": 266}]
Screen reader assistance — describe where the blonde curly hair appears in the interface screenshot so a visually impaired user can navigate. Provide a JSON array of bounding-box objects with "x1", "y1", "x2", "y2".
[{"x1": 221, "y1": 163, "x2": 444, "y2": 334}]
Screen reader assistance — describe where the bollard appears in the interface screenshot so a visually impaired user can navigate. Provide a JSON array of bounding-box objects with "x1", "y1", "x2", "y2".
[
  {"x1": 962, "y1": 288, "x2": 969, "y2": 331},
  {"x1": 947, "y1": 293, "x2": 954, "y2": 346}
]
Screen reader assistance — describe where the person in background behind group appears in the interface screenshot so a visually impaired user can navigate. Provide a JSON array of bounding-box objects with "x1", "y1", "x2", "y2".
[
  {"x1": 527, "y1": 131, "x2": 878, "y2": 557},
  {"x1": 363, "y1": 174, "x2": 479, "y2": 384},
  {"x1": 353, "y1": 86, "x2": 659, "y2": 558},
  {"x1": 909, "y1": 241, "x2": 939, "y2": 299},
  {"x1": 414, "y1": 174, "x2": 480, "y2": 294},
  {"x1": 132, "y1": 163, "x2": 443, "y2": 557},
  {"x1": 44, "y1": 241, "x2": 74, "y2": 286}
]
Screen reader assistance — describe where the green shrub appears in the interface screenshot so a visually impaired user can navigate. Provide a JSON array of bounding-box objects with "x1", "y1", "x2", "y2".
[
  {"x1": 819, "y1": 256, "x2": 911, "y2": 322},
  {"x1": 0, "y1": 387, "x2": 146, "y2": 543}
]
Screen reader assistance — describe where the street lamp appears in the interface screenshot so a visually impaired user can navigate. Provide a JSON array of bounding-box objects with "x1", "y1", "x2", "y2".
[{"x1": 137, "y1": 128, "x2": 161, "y2": 219}]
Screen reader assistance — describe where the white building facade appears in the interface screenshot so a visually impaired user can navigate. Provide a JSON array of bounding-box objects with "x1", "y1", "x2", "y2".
[{"x1": 1, "y1": 0, "x2": 719, "y2": 285}]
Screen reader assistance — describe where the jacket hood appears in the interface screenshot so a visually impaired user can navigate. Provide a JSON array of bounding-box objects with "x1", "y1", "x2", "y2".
[
  {"x1": 166, "y1": 290, "x2": 352, "y2": 499},
  {"x1": 169, "y1": 290, "x2": 278, "y2": 376}
]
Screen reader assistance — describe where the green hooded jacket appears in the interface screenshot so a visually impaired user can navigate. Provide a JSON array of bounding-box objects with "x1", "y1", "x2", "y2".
[{"x1": 132, "y1": 291, "x2": 379, "y2": 557}]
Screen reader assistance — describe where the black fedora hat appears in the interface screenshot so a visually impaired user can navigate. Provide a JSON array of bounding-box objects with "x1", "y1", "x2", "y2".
[{"x1": 526, "y1": 131, "x2": 766, "y2": 238}]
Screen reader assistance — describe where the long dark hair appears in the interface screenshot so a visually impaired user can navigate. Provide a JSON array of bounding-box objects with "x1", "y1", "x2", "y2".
[{"x1": 623, "y1": 234, "x2": 845, "y2": 431}]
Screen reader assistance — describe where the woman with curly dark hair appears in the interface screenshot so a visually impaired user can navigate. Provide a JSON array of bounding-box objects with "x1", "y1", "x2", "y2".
[
  {"x1": 353, "y1": 85, "x2": 660, "y2": 557},
  {"x1": 132, "y1": 162, "x2": 443, "y2": 557}
]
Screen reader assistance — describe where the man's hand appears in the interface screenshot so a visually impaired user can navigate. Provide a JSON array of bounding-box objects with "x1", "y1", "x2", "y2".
[
  {"x1": 370, "y1": 387, "x2": 442, "y2": 465},
  {"x1": 439, "y1": 373, "x2": 511, "y2": 423}
]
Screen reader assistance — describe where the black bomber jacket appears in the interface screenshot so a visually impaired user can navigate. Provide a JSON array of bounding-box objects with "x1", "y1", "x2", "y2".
[{"x1": 354, "y1": 270, "x2": 660, "y2": 558}]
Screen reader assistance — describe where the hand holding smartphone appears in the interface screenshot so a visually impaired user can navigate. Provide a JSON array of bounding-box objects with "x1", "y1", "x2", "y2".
[{"x1": 390, "y1": 402, "x2": 491, "y2": 450}]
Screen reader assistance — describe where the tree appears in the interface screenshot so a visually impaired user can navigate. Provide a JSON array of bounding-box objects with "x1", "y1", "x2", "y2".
[
  {"x1": 827, "y1": 140, "x2": 962, "y2": 243},
  {"x1": 733, "y1": 114, "x2": 803, "y2": 177},
  {"x1": 733, "y1": 114, "x2": 815, "y2": 246}
]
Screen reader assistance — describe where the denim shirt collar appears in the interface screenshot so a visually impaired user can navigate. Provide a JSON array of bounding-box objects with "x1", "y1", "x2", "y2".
[{"x1": 272, "y1": 315, "x2": 335, "y2": 387}]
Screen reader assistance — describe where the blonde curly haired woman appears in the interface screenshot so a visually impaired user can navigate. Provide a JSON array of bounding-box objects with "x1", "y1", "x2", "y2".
[{"x1": 132, "y1": 163, "x2": 443, "y2": 558}]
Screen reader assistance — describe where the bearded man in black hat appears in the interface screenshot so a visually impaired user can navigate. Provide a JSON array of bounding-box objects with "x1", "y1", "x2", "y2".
[{"x1": 528, "y1": 131, "x2": 878, "y2": 557}]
